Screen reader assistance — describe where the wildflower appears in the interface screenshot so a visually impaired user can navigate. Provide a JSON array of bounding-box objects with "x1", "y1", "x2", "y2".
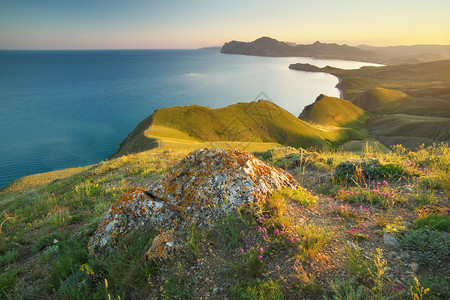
[
  {"x1": 383, "y1": 181, "x2": 388, "y2": 186},
  {"x1": 243, "y1": 237, "x2": 247, "y2": 243},
  {"x1": 290, "y1": 238, "x2": 294, "y2": 243},
  {"x1": 259, "y1": 247, "x2": 264, "y2": 254},
  {"x1": 239, "y1": 248, "x2": 244, "y2": 253},
  {"x1": 274, "y1": 229, "x2": 279, "y2": 235},
  {"x1": 273, "y1": 208, "x2": 276, "y2": 212},
  {"x1": 398, "y1": 284, "x2": 404, "y2": 290},
  {"x1": 258, "y1": 255, "x2": 262, "y2": 260}
]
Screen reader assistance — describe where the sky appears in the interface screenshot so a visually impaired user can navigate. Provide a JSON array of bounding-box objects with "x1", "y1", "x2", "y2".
[{"x1": 1, "y1": 0, "x2": 450, "y2": 50}]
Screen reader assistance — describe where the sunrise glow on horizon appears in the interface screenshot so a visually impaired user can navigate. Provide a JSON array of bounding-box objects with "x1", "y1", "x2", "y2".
[{"x1": 1, "y1": 0, "x2": 450, "y2": 50}]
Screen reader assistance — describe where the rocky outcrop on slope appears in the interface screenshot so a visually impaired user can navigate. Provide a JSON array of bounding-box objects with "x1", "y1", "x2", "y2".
[{"x1": 89, "y1": 148, "x2": 299, "y2": 257}]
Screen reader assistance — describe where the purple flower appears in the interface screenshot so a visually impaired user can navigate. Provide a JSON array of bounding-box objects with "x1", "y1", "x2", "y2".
[
  {"x1": 258, "y1": 255, "x2": 262, "y2": 260},
  {"x1": 243, "y1": 237, "x2": 247, "y2": 243},
  {"x1": 398, "y1": 284, "x2": 404, "y2": 290}
]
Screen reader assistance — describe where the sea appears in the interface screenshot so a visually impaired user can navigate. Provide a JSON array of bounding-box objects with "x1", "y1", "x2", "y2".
[{"x1": 0, "y1": 49, "x2": 380, "y2": 188}]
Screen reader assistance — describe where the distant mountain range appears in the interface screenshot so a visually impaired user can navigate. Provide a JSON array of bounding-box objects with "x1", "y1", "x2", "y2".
[{"x1": 221, "y1": 37, "x2": 450, "y2": 65}]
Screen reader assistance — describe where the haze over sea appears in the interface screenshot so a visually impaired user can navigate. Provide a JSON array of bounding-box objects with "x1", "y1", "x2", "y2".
[{"x1": 0, "y1": 49, "x2": 380, "y2": 188}]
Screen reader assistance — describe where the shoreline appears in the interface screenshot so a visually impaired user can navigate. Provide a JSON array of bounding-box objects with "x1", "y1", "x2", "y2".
[{"x1": 336, "y1": 76, "x2": 344, "y2": 99}]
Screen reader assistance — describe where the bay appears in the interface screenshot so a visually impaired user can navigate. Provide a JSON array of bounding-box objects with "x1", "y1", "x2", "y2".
[{"x1": 0, "y1": 49, "x2": 379, "y2": 188}]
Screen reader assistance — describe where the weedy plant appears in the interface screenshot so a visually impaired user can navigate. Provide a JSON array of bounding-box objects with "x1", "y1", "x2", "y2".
[
  {"x1": 325, "y1": 276, "x2": 365, "y2": 300},
  {"x1": 295, "y1": 224, "x2": 332, "y2": 260},
  {"x1": 230, "y1": 279, "x2": 283, "y2": 300},
  {"x1": 368, "y1": 248, "x2": 387, "y2": 300},
  {"x1": 344, "y1": 242, "x2": 373, "y2": 280},
  {"x1": 410, "y1": 277, "x2": 430, "y2": 300}
]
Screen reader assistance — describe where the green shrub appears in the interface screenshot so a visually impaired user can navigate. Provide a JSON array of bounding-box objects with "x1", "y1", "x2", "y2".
[
  {"x1": 55, "y1": 270, "x2": 91, "y2": 299},
  {"x1": 413, "y1": 190, "x2": 437, "y2": 205},
  {"x1": 415, "y1": 214, "x2": 450, "y2": 232},
  {"x1": 0, "y1": 268, "x2": 22, "y2": 293},
  {"x1": 334, "y1": 159, "x2": 379, "y2": 183},
  {"x1": 325, "y1": 276, "x2": 365, "y2": 300},
  {"x1": 162, "y1": 263, "x2": 196, "y2": 299},
  {"x1": 377, "y1": 162, "x2": 404, "y2": 178},
  {"x1": 214, "y1": 214, "x2": 243, "y2": 253},
  {"x1": 399, "y1": 228, "x2": 450, "y2": 269},
  {"x1": 414, "y1": 274, "x2": 450, "y2": 300},
  {"x1": 32, "y1": 232, "x2": 67, "y2": 252},
  {"x1": 334, "y1": 159, "x2": 405, "y2": 183},
  {"x1": 245, "y1": 248, "x2": 265, "y2": 278},
  {"x1": 230, "y1": 279, "x2": 283, "y2": 300},
  {"x1": 277, "y1": 188, "x2": 318, "y2": 207},
  {"x1": 296, "y1": 224, "x2": 332, "y2": 259},
  {"x1": 345, "y1": 243, "x2": 373, "y2": 280},
  {"x1": 420, "y1": 176, "x2": 442, "y2": 189},
  {"x1": 0, "y1": 249, "x2": 20, "y2": 266}
]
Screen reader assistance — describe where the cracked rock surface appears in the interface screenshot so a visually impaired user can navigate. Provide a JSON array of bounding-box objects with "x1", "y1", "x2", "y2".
[{"x1": 89, "y1": 148, "x2": 299, "y2": 255}]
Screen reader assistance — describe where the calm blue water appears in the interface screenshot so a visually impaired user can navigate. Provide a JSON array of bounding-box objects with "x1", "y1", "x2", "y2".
[{"x1": 0, "y1": 50, "x2": 379, "y2": 188}]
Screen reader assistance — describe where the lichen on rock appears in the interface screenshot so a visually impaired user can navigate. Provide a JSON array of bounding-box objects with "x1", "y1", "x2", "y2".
[{"x1": 89, "y1": 148, "x2": 300, "y2": 256}]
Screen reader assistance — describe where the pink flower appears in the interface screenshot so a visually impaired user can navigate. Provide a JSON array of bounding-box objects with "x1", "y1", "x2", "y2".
[
  {"x1": 259, "y1": 247, "x2": 264, "y2": 254},
  {"x1": 383, "y1": 181, "x2": 388, "y2": 186},
  {"x1": 258, "y1": 255, "x2": 263, "y2": 260},
  {"x1": 239, "y1": 248, "x2": 244, "y2": 253},
  {"x1": 274, "y1": 229, "x2": 279, "y2": 235}
]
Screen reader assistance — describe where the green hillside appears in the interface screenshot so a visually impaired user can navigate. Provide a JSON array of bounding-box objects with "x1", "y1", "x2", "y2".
[
  {"x1": 290, "y1": 60, "x2": 450, "y2": 149},
  {"x1": 112, "y1": 100, "x2": 367, "y2": 158},
  {"x1": 368, "y1": 114, "x2": 450, "y2": 148},
  {"x1": 298, "y1": 94, "x2": 373, "y2": 129},
  {"x1": 351, "y1": 88, "x2": 408, "y2": 112}
]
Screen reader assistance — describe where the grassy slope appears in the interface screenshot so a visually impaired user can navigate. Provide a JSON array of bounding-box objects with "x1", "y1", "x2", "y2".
[
  {"x1": 292, "y1": 60, "x2": 450, "y2": 149},
  {"x1": 1, "y1": 145, "x2": 449, "y2": 299},
  {"x1": 298, "y1": 94, "x2": 373, "y2": 129},
  {"x1": 111, "y1": 100, "x2": 366, "y2": 158}
]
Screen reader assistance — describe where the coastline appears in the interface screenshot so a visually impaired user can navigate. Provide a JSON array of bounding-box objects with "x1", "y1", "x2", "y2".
[{"x1": 336, "y1": 76, "x2": 344, "y2": 99}]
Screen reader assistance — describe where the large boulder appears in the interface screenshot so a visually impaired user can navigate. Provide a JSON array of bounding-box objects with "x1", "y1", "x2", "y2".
[{"x1": 89, "y1": 148, "x2": 299, "y2": 254}]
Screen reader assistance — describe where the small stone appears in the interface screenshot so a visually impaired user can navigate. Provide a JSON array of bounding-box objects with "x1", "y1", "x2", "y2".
[
  {"x1": 212, "y1": 287, "x2": 219, "y2": 295},
  {"x1": 384, "y1": 233, "x2": 399, "y2": 246},
  {"x1": 400, "y1": 252, "x2": 410, "y2": 260},
  {"x1": 411, "y1": 262, "x2": 419, "y2": 273}
]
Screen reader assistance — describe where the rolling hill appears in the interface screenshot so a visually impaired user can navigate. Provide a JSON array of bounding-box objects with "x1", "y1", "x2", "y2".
[
  {"x1": 290, "y1": 60, "x2": 450, "y2": 148},
  {"x1": 298, "y1": 94, "x2": 373, "y2": 129},
  {"x1": 111, "y1": 100, "x2": 367, "y2": 158}
]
